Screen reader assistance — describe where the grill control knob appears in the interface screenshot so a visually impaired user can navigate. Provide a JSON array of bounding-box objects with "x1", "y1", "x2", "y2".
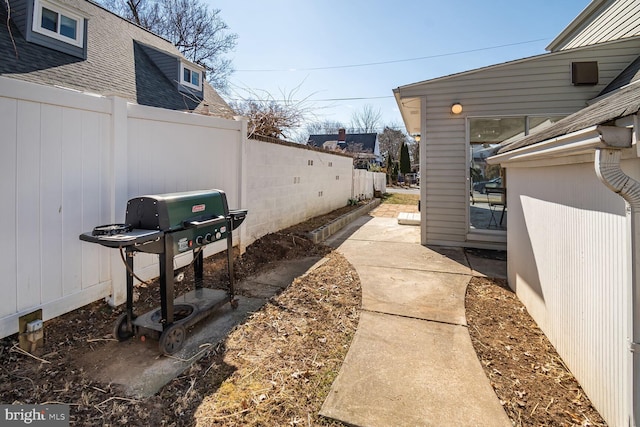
[
  {"x1": 195, "y1": 236, "x2": 204, "y2": 245},
  {"x1": 215, "y1": 231, "x2": 222, "y2": 240},
  {"x1": 204, "y1": 233, "x2": 212, "y2": 243}
]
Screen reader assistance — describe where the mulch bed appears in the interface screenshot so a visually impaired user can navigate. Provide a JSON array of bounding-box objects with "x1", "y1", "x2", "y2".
[
  {"x1": 194, "y1": 251, "x2": 359, "y2": 426},
  {"x1": 466, "y1": 277, "x2": 607, "y2": 426}
]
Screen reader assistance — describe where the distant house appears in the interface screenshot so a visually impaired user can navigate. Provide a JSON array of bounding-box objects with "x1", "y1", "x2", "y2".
[
  {"x1": 0, "y1": 0, "x2": 233, "y2": 117},
  {"x1": 308, "y1": 128, "x2": 381, "y2": 169},
  {"x1": 394, "y1": 0, "x2": 640, "y2": 424}
]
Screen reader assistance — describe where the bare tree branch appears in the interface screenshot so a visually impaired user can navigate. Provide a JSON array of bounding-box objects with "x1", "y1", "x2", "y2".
[
  {"x1": 305, "y1": 120, "x2": 346, "y2": 136},
  {"x1": 350, "y1": 104, "x2": 382, "y2": 133},
  {"x1": 410, "y1": 137, "x2": 420, "y2": 165},
  {"x1": 377, "y1": 126, "x2": 406, "y2": 161},
  {"x1": 230, "y1": 84, "x2": 315, "y2": 140},
  {"x1": 5, "y1": 0, "x2": 18, "y2": 58}
]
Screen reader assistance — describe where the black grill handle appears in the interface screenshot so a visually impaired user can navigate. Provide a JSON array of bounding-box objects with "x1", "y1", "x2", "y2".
[{"x1": 183, "y1": 215, "x2": 226, "y2": 229}]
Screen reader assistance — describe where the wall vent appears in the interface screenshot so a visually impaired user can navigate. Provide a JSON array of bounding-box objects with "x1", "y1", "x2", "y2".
[{"x1": 572, "y1": 61, "x2": 598, "y2": 86}]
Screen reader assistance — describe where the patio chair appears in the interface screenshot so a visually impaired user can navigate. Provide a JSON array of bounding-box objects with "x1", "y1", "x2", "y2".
[{"x1": 486, "y1": 187, "x2": 506, "y2": 228}]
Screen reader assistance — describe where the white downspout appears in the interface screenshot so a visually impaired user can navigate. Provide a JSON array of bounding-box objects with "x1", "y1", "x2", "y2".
[{"x1": 595, "y1": 148, "x2": 640, "y2": 426}]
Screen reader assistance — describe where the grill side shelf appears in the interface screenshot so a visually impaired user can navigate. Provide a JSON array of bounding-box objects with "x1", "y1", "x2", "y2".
[
  {"x1": 79, "y1": 229, "x2": 164, "y2": 248},
  {"x1": 229, "y1": 209, "x2": 248, "y2": 230}
]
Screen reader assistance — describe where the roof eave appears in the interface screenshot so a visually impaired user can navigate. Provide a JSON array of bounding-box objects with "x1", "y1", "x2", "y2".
[
  {"x1": 394, "y1": 50, "x2": 553, "y2": 93},
  {"x1": 546, "y1": 0, "x2": 608, "y2": 51},
  {"x1": 393, "y1": 90, "x2": 417, "y2": 135}
]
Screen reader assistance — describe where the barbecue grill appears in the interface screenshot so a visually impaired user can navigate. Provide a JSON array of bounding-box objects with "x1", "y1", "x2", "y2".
[{"x1": 79, "y1": 189, "x2": 247, "y2": 354}]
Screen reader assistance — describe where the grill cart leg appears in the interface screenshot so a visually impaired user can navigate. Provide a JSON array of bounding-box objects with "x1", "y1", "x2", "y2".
[
  {"x1": 159, "y1": 234, "x2": 175, "y2": 326},
  {"x1": 126, "y1": 248, "x2": 135, "y2": 322},
  {"x1": 194, "y1": 249, "x2": 204, "y2": 289},
  {"x1": 227, "y1": 218, "x2": 239, "y2": 309},
  {"x1": 113, "y1": 248, "x2": 136, "y2": 341}
]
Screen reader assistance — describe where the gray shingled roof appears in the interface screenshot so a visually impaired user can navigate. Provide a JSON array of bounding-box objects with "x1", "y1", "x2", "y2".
[
  {"x1": 0, "y1": 0, "x2": 234, "y2": 117},
  {"x1": 600, "y1": 56, "x2": 640, "y2": 96},
  {"x1": 499, "y1": 56, "x2": 640, "y2": 154},
  {"x1": 308, "y1": 133, "x2": 378, "y2": 154}
]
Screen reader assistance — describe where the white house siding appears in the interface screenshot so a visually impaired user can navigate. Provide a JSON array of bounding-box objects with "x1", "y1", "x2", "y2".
[
  {"x1": 549, "y1": 0, "x2": 640, "y2": 51},
  {"x1": 506, "y1": 159, "x2": 639, "y2": 426},
  {"x1": 395, "y1": 37, "x2": 640, "y2": 247}
]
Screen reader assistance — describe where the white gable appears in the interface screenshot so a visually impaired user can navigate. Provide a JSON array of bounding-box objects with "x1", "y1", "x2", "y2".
[{"x1": 548, "y1": 0, "x2": 640, "y2": 51}]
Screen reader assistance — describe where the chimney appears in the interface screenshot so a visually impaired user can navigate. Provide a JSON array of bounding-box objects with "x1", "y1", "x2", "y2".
[{"x1": 338, "y1": 128, "x2": 346, "y2": 142}]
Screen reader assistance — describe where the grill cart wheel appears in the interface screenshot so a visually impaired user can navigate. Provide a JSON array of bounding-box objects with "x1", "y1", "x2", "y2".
[
  {"x1": 113, "y1": 313, "x2": 135, "y2": 341},
  {"x1": 159, "y1": 323, "x2": 186, "y2": 355}
]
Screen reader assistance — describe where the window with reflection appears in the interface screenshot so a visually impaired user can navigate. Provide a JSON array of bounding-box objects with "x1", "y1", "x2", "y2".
[{"x1": 468, "y1": 116, "x2": 564, "y2": 231}]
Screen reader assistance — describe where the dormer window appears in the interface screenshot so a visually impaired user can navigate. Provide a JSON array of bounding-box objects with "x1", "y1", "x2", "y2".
[
  {"x1": 32, "y1": 0, "x2": 84, "y2": 48},
  {"x1": 180, "y1": 62, "x2": 203, "y2": 91}
]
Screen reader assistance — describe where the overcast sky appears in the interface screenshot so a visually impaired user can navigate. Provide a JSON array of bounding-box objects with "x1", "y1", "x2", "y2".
[{"x1": 209, "y1": 1, "x2": 591, "y2": 133}]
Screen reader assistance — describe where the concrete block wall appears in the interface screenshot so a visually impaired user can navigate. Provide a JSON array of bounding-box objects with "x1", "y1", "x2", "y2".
[{"x1": 244, "y1": 139, "x2": 354, "y2": 242}]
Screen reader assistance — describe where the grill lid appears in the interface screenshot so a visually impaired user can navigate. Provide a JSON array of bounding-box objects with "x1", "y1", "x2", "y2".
[{"x1": 126, "y1": 189, "x2": 229, "y2": 231}]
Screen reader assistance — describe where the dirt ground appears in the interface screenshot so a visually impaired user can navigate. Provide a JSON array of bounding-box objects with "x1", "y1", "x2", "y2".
[
  {"x1": 193, "y1": 251, "x2": 359, "y2": 426},
  {"x1": 466, "y1": 277, "x2": 606, "y2": 426},
  {"x1": 0, "y1": 200, "x2": 607, "y2": 426}
]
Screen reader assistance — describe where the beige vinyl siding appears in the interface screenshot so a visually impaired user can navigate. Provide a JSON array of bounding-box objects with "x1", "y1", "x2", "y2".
[
  {"x1": 423, "y1": 112, "x2": 467, "y2": 244},
  {"x1": 397, "y1": 37, "x2": 640, "y2": 247},
  {"x1": 551, "y1": 0, "x2": 640, "y2": 51}
]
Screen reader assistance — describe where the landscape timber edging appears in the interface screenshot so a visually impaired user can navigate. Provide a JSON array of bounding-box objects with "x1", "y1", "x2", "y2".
[{"x1": 307, "y1": 198, "x2": 381, "y2": 244}]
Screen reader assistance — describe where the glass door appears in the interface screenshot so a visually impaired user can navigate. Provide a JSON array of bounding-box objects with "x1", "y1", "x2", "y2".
[
  {"x1": 468, "y1": 117, "x2": 524, "y2": 231},
  {"x1": 468, "y1": 116, "x2": 566, "y2": 232}
]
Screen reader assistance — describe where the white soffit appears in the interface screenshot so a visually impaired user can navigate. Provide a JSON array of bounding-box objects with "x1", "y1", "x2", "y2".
[{"x1": 489, "y1": 125, "x2": 632, "y2": 165}]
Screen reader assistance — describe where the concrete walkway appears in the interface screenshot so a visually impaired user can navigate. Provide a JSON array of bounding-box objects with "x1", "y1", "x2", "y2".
[{"x1": 320, "y1": 215, "x2": 511, "y2": 427}]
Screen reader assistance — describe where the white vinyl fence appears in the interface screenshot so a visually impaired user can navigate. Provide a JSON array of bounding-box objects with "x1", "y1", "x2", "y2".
[
  {"x1": 0, "y1": 77, "x2": 383, "y2": 338},
  {"x1": 352, "y1": 169, "x2": 386, "y2": 200}
]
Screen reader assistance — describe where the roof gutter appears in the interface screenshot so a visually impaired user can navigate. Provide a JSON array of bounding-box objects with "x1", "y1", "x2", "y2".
[
  {"x1": 595, "y1": 147, "x2": 640, "y2": 427},
  {"x1": 488, "y1": 125, "x2": 631, "y2": 165}
]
